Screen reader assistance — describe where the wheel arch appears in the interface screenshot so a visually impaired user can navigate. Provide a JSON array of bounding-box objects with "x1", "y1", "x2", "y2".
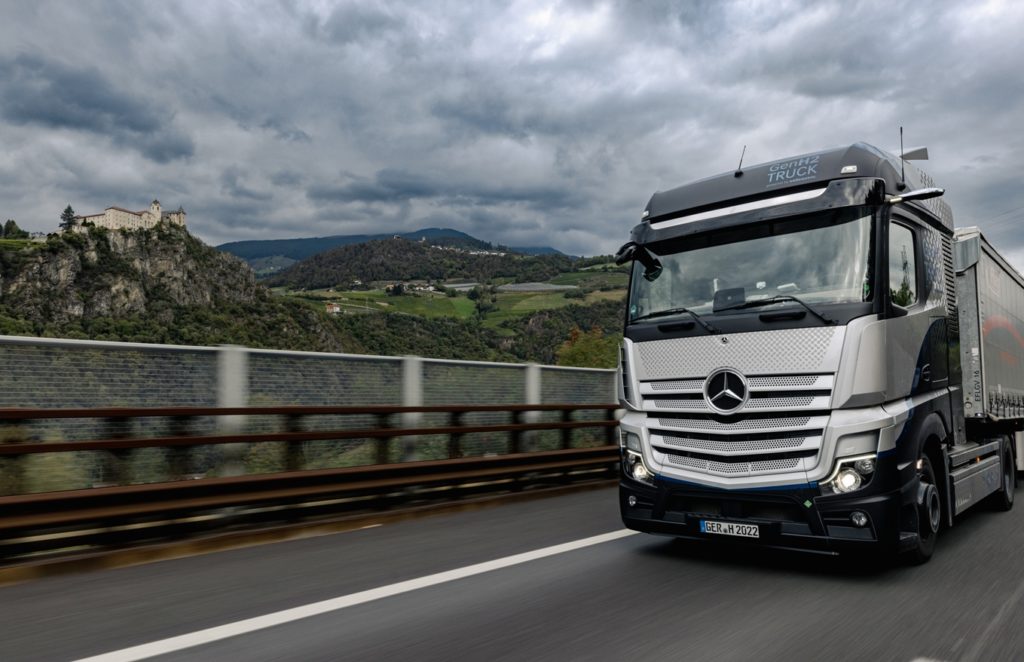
[{"x1": 915, "y1": 413, "x2": 952, "y2": 528}]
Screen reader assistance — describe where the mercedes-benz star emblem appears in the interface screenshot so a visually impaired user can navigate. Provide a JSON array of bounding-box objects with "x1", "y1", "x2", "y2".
[{"x1": 703, "y1": 368, "x2": 748, "y2": 414}]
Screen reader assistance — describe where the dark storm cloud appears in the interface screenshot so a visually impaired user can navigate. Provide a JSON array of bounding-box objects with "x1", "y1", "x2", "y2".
[
  {"x1": 1, "y1": 0, "x2": 1023, "y2": 259},
  {"x1": 0, "y1": 54, "x2": 194, "y2": 162},
  {"x1": 260, "y1": 117, "x2": 312, "y2": 143},
  {"x1": 221, "y1": 168, "x2": 273, "y2": 202},
  {"x1": 271, "y1": 170, "x2": 304, "y2": 187},
  {"x1": 307, "y1": 167, "x2": 582, "y2": 210},
  {"x1": 305, "y1": 2, "x2": 405, "y2": 45}
]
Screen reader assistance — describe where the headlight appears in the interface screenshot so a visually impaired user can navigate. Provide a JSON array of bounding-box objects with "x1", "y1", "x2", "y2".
[
  {"x1": 821, "y1": 453, "x2": 876, "y2": 495},
  {"x1": 624, "y1": 450, "x2": 655, "y2": 485}
]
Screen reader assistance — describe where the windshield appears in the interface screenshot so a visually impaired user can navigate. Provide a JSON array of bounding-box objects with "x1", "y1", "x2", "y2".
[{"x1": 628, "y1": 208, "x2": 874, "y2": 322}]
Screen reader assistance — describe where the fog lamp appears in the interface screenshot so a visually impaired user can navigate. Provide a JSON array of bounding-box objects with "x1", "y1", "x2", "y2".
[
  {"x1": 850, "y1": 511, "x2": 869, "y2": 528},
  {"x1": 628, "y1": 495, "x2": 638, "y2": 507}
]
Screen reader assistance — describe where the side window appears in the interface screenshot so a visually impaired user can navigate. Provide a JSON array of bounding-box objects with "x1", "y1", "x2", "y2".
[{"x1": 889, "y1": 223, "x2": 917, "y2": 307}]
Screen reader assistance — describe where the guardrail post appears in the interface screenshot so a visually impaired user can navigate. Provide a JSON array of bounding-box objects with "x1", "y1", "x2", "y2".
[
  {"x1": 106, "y1": 417, "x2": 132, "y2": 485},
  {"x1": 377, "y1": 413, "x2": 392, "y2": 464},
  {"x1": 217, "y1": 345, "x2": 249, "y2": 477},
  {"x1": 400, "y1": 356, "x2": 422, "y2": 462},
  {"x1": 285, "y1": 414, "x2": 305, "y2": 471},
  {"x1": 0, "y1": 419, "x2": 29, "y2": 495},
  {"x1": 561, "y1": 408, "x2": 574, "y2": 449},
  {"x1": 449, "y1": 411, "x2": 464, "y2": 458},
  {"x1": 167, "y1": 415, "x2": 194, "y2": 479},
  {"x1": 523, "y1": 363, "x2": 541, "y2": 452}
]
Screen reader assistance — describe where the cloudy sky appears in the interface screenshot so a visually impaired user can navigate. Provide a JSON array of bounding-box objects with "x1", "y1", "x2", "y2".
[{"x1": 1, "y1": 0, "x2": 1023, "y2": 258}]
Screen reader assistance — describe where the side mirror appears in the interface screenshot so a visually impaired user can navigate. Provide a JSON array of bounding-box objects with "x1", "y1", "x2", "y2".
[
  {"x1": 614, "y1": 242, "x2": 637, "y2": 265},
  {"x1": 615, "y1": 242, "x2": 663, "y2": 281},
  {"x1": 889, "y1": 187, "x2": 944, "y2": 204}
]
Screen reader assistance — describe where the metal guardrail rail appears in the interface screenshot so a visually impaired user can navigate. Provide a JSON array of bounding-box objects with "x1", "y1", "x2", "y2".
[{"x1": 0, "y1": 404, "x2": 621, "y2": 562}]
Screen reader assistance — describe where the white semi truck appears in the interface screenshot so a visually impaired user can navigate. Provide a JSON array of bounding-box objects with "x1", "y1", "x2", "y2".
[{"x1": 616, "y1": 143, "x2": 1020, "y2": 562}]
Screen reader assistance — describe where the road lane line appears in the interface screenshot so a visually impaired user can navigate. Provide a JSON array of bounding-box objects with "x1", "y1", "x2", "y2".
[{"x1": 75, "y1": 529, "x2": 638, "y2": 662}]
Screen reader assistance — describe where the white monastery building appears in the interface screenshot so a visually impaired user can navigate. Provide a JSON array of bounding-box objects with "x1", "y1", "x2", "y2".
[{"x1": 73, "y1": 200, "x2": 186, "y2": 231}]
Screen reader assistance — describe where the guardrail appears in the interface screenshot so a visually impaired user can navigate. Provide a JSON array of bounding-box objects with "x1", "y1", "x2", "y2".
[{"x1": 0, "y1": 404, "x2": 621, "y2": 562}]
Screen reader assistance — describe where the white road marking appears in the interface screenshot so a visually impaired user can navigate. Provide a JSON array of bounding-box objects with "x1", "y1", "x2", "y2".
[{"x1": 75, "y1": 529, "x2": 638, "y2": 662}]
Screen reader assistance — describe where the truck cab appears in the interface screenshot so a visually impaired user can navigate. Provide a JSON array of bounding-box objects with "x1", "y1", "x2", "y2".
[{"x1": 617, "y1": 143, "x2": 1015, "y2": 561}]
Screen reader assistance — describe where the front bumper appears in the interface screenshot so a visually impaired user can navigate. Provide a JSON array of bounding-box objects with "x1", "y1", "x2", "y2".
[{"x1": 620, "y1": 477, "x2": 906, "y2": 556}]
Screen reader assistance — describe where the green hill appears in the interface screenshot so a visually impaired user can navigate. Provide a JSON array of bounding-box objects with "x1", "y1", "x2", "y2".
[{"x1": 267, "y1": 237, "x2": 573, "y2": 289}]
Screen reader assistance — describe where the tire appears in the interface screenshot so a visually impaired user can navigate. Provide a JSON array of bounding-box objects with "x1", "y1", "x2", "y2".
[
  {"x1": 904, "y1": 452, "x2": 941, "y2": 565},
  {"x1": 986, "y1": 439, "x2": 1015, "y2": 512}
]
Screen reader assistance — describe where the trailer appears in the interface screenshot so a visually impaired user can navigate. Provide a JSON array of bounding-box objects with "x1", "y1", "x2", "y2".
[{"x1": 616, "y1": 143, "x2": 1017, "y2": 563}]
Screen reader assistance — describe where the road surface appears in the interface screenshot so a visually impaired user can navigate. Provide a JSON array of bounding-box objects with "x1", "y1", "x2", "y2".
[{"x1": 0, "y1": 486, "x2": 1021, "y2": 661}]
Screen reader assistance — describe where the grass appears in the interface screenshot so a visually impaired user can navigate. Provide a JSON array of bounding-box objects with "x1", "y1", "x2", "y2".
[
  {"x1": 278, "y1": 281, "x2": 627, "y2": 327},
  {"x1": 0, "y1": 239, "x2": 34, "y2": 250},
  {"x1": 548, "y1": 271, "x2": 628, "y2": 289}
]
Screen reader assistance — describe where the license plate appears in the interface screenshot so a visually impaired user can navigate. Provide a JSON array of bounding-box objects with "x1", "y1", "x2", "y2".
[{"x1": 700, "y1": 520, "x2": 759, "y2": 539}]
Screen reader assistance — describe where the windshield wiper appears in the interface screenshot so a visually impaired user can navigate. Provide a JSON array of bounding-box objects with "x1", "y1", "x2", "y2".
[
  {"x1": 717, "y1": 295, "x2": 836, "y2": 325},
  {"x1": 631, "y1": 307, "x2": 720, "y2": 334}
]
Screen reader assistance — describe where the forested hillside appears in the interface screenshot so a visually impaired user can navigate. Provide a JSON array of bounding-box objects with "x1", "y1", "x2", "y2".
[
  {"x1": 0, "y1": 224, "x2": 624, "y2": 366},
  {"x1": 266, "y1": 237, "x2": 573, "y2": 289}
]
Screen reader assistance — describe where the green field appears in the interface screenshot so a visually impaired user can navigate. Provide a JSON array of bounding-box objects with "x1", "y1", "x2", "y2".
[
  {"x1": 281, "y1": 282, "x2": 626, "y2": 326},
  {"x1": 0, "y1": 239, "x2": 34, "y2": 250},
  {"x1": 548, "y1": 270, "x2": 628, "y2": 289}
]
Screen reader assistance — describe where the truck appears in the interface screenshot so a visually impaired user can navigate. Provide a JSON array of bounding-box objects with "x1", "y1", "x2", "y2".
[{"x1": 615, "y1": 142, "x2": 1020, "y2": 562}]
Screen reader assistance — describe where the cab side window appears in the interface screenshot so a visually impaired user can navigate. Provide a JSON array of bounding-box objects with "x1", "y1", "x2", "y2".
[{"x1": 889, "y1": 223, "x2": 917, "y2": 307}]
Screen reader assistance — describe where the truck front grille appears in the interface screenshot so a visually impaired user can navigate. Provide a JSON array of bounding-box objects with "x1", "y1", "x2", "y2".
[{"x1": 641, "y1": 373, "x2": 832, "y2": 480}]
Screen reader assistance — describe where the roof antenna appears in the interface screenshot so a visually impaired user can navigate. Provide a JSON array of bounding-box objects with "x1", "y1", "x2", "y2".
[
  {"x1": 897, "y1": 126, "x2": 907, "y2": 190},
  {"x1": 734, "y1": 145, "x2": 747, "y2": 178}
]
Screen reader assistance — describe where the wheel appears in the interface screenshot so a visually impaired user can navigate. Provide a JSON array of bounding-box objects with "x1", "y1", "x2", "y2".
[
  {"x1": 904, "y1": 453, "x2": 941, "y2": 565},
  {"x1": 986, "y1": 439, "x2": 1015, "y2": 512}
]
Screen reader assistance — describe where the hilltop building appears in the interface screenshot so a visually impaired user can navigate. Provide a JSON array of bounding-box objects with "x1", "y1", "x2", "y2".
[{"x1": 72, "y1": 200, "x2": 186, "y2": 232}]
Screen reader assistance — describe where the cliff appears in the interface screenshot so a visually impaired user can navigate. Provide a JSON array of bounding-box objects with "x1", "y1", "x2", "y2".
[
  {"x1": 0, "y1": 224, "x2": 261, "y2": 325},
  {"x1": 0, "y1": 224, "x2": 361, "y2": 353}
]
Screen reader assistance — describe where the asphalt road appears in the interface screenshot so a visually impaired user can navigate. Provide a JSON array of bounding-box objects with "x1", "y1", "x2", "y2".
[{"x1": 1, "y1": 486, "x2": 1023, "y2": 661}]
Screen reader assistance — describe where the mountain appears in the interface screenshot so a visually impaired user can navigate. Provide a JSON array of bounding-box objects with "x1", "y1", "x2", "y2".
[
  {"x1": 217, "y1": 227, "x2": 567, "y2": 274},
  {"x1": 265, "y1": 237, "x2": 573, "y2": 290},
  {"x1": 0, "y1": 224, "x2": 621, "y2": 366},
  {"x1": 0, "y1": 224, "x2": 362, "y2": 352}
]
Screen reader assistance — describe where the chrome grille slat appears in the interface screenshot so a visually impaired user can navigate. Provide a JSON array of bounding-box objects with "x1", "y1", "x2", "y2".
[
  {"x1": 649, "y1": 395, "x2": 829, "y2": 411},
  {"x1": 655, "y1": 416, "x2": 820, "y2": 432},
  {"x1": 639, "y1": 365, "x2": 834, "y2": 479},
  {"x1": 639, "y1": 374, "x2": 833, "y2": 396},
  {"x1": 665, "y1": 453, "x2": 805, "y2": 476},
  {"x1": 654, "y1": 433, "x2": 820, "y2": 455}
]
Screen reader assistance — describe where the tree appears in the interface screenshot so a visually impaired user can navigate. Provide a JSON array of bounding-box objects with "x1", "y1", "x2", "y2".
[
  {"x1": 60, "y1": 205, "x2": 76, "y2": 231},
  {"x1": 3, "y1": 219, "x2": 28, "y2": 239},
  {"x1": 555, "y1": 325, "x2": 620, "y2": 369}
]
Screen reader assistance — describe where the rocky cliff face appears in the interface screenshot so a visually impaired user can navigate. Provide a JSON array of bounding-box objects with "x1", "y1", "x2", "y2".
[{"x1": 0, "y1": 224, "x2": 263, "y2": 326}]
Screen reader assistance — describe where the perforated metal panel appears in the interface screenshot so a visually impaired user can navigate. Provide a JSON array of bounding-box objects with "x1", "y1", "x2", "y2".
[
  {"x1": 748, "y1": 375, "x2": 821, "y2": 389},
  {"x1": 665, "y1": 453, "x2": 804, "y2": 475},
  {"x1": 745, "y1": 396, "x2": 816, "y2": 409},
  {"x1": 655, "y1": 416, "x2": 816, "y2": 431},
  {"x1": 635, "y1": 326, "x2": 844, "y2": 380},
  {"x1": 657, "y1": 433, "x2": 813, "y2": 453},
  {"x1": 750, "y1": 458, "x2": 801, "y2": 472},
  {"x1": 649, "y1": 379, "x2": 704, "y2": 391}
]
